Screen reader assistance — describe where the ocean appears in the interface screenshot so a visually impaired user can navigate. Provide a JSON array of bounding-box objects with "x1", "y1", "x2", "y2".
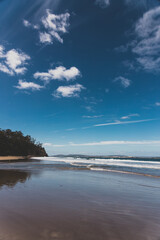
[{"x1": 33, "y1": 156, "x2": 160, "y2": 177}]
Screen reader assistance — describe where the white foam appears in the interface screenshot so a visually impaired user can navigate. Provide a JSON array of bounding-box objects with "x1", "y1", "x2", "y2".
[{"x1": 33, "y1": 157, "x2": 160, "y2": 170}]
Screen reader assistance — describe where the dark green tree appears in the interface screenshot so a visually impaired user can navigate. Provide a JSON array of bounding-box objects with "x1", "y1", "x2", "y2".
[{"x1": 0, "y1": 129, "x2": 48, "y2": 157}]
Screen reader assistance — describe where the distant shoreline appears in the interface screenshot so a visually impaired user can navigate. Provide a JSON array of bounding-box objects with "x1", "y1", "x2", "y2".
[{"x1": 53, "y1": 154, "x2": 160, "y2": 160}]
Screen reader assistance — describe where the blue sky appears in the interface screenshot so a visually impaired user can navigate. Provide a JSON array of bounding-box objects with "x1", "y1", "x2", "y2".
[{"x1": 0, "y1": 0, "x2": 160, "y2": 156}]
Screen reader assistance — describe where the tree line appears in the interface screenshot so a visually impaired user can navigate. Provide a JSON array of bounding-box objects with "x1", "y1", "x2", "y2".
[{"x1": 0, "y1": 129, "x2": 47, "y2": 156}]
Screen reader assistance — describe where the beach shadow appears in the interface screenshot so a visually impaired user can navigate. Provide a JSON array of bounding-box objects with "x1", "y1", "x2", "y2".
[{"x1": 0, "y1": 170, "x2": 31, "y2": 189}]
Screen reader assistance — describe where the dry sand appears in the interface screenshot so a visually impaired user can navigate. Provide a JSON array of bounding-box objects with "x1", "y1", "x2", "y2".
[{"x1": 0, "y1": 156, "x2": 27, "y2": 161}]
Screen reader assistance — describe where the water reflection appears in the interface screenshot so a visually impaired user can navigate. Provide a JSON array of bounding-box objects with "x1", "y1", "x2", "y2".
[{"x1": 0, "y1": 170, "x2": 31, "y2": 189}]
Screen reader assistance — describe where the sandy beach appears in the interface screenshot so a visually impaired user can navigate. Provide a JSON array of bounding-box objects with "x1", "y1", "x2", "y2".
[
  {"x1": 0, "y1": 158, "x2": 160, "y2": 240},
  {"x1": 0, "y1": 156, "x2": 28, "y2": 161}
]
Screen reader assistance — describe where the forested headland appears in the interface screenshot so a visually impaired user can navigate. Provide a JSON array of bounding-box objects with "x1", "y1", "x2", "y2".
[{"x1": 0, "y1": 129, "x2": 47, "y2": 157}]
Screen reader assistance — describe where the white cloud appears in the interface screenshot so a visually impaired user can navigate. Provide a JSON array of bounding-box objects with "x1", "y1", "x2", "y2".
[
  {"x1": 22, "y1": 10, "x2": 70, "y2": 45},
  {"x1": 23, "y1": 19, "x2": 31, "y2": 27},
  {"x1": 23, "y1": 19, "x2": 39, "y2": 29},
  {"x1": 0, "y1": 63, "x2": 13, "y2": 75},
  {"x1": 41, "y1": 10, "x2": 70, "y2": 44},
  {"x1": 0, "y1": 46, "x2": 30, "y2": 75},
  {"x1": 15, "y1": 80, "x2": 44, "y2": 91},
  {"x1": 34, "y1": 66, "x2": 80, "y2": 82},
  {"x1": 85, "y1": 106, "x2": 94, "y2": 112},
  {"x1": 43, "y1": 143, "x2": 52, "y2": 146},
  {"x1": 155, "y1": 102, "x2": 160, "y2": 106},
  {"x1": 70, "y1": 140, "x2": 160, "y2": 146},
  {"x1": 43, "y1": 143, "x2": 65, "y2": 147},
  {"x1": 132, "y1": 6, "x2": 160, "y2": 72},
  {"x1": 39, "y1": 32, "x2": 52, "y2": 44},
  {"x1": 95, "y1": 0, "x2": 110, "y2": 8},
  {"x1": 83, "y1": 115, "x2": 104, "y2": 119},
  {"x1": 0, "y1": 45, "x2": 5, "y2": 57},
  {"x1": 114, "y1": 76, "x2": 131, "y2": 88},
  {"x1": 94, "y1": 119, "x2": 155, "y2": 127},
  {"x1": 121, "y1": 113, "x2": 139, "y2": 120},
  {"x1": 66, "y1": 128, "x2": 76, "y2": 131},
  {"x1": 53, "y1": 84, "x2": 85, "y2": 98},
  {"x1": 43, "y1": 140, "x2": 160, "y2": 147}
]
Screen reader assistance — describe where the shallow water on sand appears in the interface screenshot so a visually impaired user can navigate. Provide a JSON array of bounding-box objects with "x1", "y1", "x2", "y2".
[{"x1": 0, "y1": 159, "x2": 160, "y2": 240}]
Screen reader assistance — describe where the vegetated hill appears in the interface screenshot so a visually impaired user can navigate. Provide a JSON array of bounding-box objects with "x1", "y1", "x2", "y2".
[{"x1": 0, "y1": 129, "x2": 47, "y2": 157}]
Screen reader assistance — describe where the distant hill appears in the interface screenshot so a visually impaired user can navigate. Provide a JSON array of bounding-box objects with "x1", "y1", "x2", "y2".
[{"x1": 0, "y1": 129, "x2": 47, "y2": 157}]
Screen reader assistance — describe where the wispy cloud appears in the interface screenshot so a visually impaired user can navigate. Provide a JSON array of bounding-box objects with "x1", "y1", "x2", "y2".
[
  {"x1": 66, "y1": 128, "x2": 76, "y2": 131},
  {"x1": 70, "y1": 140, "x2": 160, "y2": 146},
  {"x1": 15, "y1": 80, "x2": 44, "y2": 91},
  {"x1": 115, "y1": 6, "x2": 160, "y2": 73},
  {"x1": 83, "y1": 115, "x2": 104, "y2": 119},
  {"x1": 43, "y1": 143, "x2": 65, "y2": 147},
  {"x1": 85, "y1": 106, "x2": 94, "y2": 112},
  {"x1": 23, "y1": 19, "x2": 31, "y2": 27},
  {"x1": 105, "y1": 88, "x2": 109, "y2": 93},
  {"x1": 124, "y1": 0, "x2": 158, "y2": 9},
  {"x1": 94, "y1": 119, "x2": 155, "y2": 127},
  {"x1": 114, "y1": 76, "x2": 132, "y2": 88},
  {"x1": 23, "y1": 19, "x2": 39, "y2": 29},
  {"x1": 0, "y1": 45, "x2": 30, "y2": 75},
  {"x1": 155, "y1": 102, "x2": 160, "y2": 106},
  {"x1": 43, "y1": 143, "x2": 52, "y2": 146},
  {"x1": 23, "y1": 9, "x2": 70, "y2": 45},
  {"x1": 95, "y1": 0, "x2": 110, "y2": 8},
  {"x1": 132, "y1": 6, "x2": 160, "y2": 72},
  {"x1": 53, "y1": 84, "x2": 85, "y2": 98},
  {"x1": 95, "y1": 0, "x2": 156, "y2": 10},
  {"x1": 44, "y1": 140, "x2": 160, "y2": 147},
  {"x1": 121, "y1": 113, "x2": 139, "y2": 120},
  {"x1": 34, "y1": 66, "x2": 80, "y2": 82}
]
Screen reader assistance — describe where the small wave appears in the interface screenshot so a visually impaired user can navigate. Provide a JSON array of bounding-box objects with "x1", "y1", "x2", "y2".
[
  {"x1": 33, "y1": 157, "x2": 160, "y2": 170},
  {"x1": 89, "y1": 167, "x2": 160, "y2": 178}
]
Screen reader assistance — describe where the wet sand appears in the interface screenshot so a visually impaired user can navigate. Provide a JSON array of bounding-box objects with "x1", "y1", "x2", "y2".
[{"x1": 0, "y1": 160, "x2": 160, "y2": 240}]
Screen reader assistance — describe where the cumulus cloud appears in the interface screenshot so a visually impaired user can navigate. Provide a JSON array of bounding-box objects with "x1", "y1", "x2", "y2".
[
  {"x1": 0, "y1": 45, "x2": 30, "y2": 75},
  {"x1": 132, "y1": 6, "x2": 160, "y2": 72},
  {"x1": 95, "y1": 0, "x2": 110, "y2": 8},
  {"x1": 39, "y1": 32, "x2": 52, "y2": 44},
  {"x1": 34, "y1": 66, "x2": 80, "y2": 82},
  {"x1": 15, "y1": 80, "x2": 44, "y2": 91},
  {"x1": 23, "y1": 10, "x2": 70, "y2": 45},
  {"x1": 53, "y1": 84, "x2": 85, "y2": 98},
  {"x1": 114, "y1": 76, "x2": 131, "y2": 88},
  {"x1": 41, "y1": 10, "x2": 70, "y2": 44}
]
